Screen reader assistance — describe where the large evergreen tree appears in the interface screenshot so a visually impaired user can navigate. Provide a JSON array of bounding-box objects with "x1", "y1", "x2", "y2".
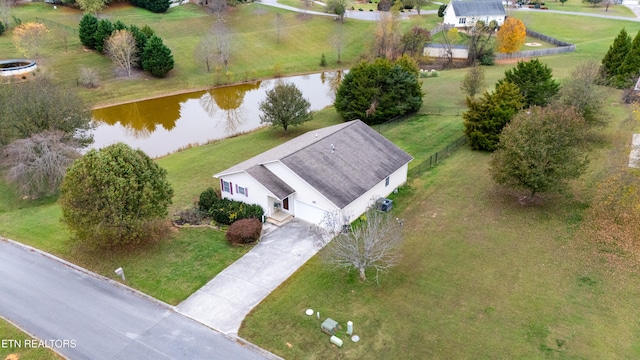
[
  {"x1": 498, "y1": 59, "x2": 559, "y2": 107},
  {"x1": 94, "y1": 18, "x2": 114, "y2": 53},
  {"x1": 615, "y1": 30, "x2": 640, "y2": 88},
  {"x1": 129, "y1": 24, "x2": 149, "y2": 68},
  {"x1": 335, "y1": 57, "x2": 422, "y2": 125},
  {"x1": 600, "y1": 28, "x2": 631, "y2": 81},
  {"x1": 142, "y1": 35, "x2": 174, "y2": 78},
  {"x1": 79, "y1": 13, "x2": 98, "y2": 49},
  {"x1": 463, "y1": 81, "x2": 524, "y2": 151}
]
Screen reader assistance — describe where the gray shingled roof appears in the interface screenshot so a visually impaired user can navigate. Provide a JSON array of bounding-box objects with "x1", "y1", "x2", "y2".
[
  {"x1": 246, "y1": 165, "x2": 295, "y2": 200},
  {"x1": 215, "y1": 120, "x2": 413, "y2": 208},
  {"x1": 450, "y1": 0, "x2": 506, "y2": 17}
]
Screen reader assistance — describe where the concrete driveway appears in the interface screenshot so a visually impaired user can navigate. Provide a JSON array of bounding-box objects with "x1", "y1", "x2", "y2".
[{"x1": 177, "y1": 219, "x2": 321, "y2": 337}]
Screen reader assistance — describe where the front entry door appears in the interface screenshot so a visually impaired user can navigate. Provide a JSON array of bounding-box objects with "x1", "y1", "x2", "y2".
[{"x1": 283, "y1": 197, "x2": 289, "y2": 210}]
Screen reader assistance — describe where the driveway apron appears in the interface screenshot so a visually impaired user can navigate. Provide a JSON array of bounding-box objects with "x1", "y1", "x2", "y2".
[{"x1": 177, "y1": 219, "x2": 321, "y2": 336}]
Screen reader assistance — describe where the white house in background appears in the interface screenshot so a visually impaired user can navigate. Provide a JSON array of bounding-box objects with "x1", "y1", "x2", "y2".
[
  {"x1": 443, "y1": 0, "x2": 506, "y2": 28},
  {"x1": 214, "y1": 120, "x2": 413, "y2": 228}
]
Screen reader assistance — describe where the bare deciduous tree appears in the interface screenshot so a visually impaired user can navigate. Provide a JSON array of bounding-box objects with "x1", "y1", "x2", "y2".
[
  {"x1": 2, "y1": 130, "x2": 81, "y2": 199},
  {"x1": 12, "y1": 22, "x2": 48, "y2": 58},
  {"x1": 466, "y1": 21, "x2": 497, "y2": 65},
  {"x1": 195, "y1": 33, "x2": 216, "y2": 72},
  {"x1": 78, "y1": 66, "x2": 101, "y2": 88},
  {"x1": 274, "y1": 12, "x2": 285, "y2": 44},
  {"x1": 461, "y1": 64, "x2": 485, "y2": 98},
  {"x1": 105, "y1": 29, "x2": 138, "y2": 77},
  {"x1": 557, "y1": 60, "x2": 610, "y2": 128},
  {"x1": 439, "y1": 28, "x2": 459, "y2": 68},
  {"x1": 206, "y1": 0, "x2": 227, "y2": 18},
  {"x1": 331, "y1": 23, "x2": 344, "y2": 63},
  {"x1": 212, "y1": 20, "x2": 233, "y2": 73},
  {"x1": 373, "y1": 11, "x2": 402, "y2": 59},
  {"x1": 313, "y1": 206, "x2": 404, "y2": 283}
]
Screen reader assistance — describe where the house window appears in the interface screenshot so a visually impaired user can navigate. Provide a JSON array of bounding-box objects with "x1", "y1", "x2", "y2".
[
  {"x1": 238, "y1": 186, "x2": 246, "y2": 196},
  {"x1": 385, "y1": 177, "x2": 390, "y2": 187},
  {"x1": 222, "y1": 180, "x2": 230, "y2": 193},
  {"x1": 458, "y1": 17, "x2": 466, "y2": 24}
]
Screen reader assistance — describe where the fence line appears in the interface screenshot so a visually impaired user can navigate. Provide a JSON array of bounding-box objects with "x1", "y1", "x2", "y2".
[
  {"x1": 34, "y1": 17, "x2": 78, "y2": 35},
  {"x1": 494, "y1": 29, "x2": 575, "y2": 60},
  {"x1": 373, "y1": 112, "x2": 416, "y2": 133},
  {"x1": 409, "y1": 135, "x2": 468, "y2": 178},
  {"x1": 430, "y1": 24, "x2": 454, "y2": 36},
  {"x1": 421, "y1": 106, "x2": 465, "y2": 116}
]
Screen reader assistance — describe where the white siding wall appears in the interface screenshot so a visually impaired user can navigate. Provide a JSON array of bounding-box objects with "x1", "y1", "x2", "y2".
[
  {"x1": 217, "y1": 173, "x2": 270, "y2": 214},
  {"x1": 424, "y1": 46, "x2": 469, "y2": 59},
  {"x1": 341, "y1": 163, "x2": 409, "y2": 223},
  {"x1": 443, "y1": 3, "x2": 457, "y2": 26}
]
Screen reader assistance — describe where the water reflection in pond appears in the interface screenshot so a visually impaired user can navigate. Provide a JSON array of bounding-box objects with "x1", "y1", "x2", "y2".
[{"x1": 91, "y1": 71, "x2": 344, "y2": 158}]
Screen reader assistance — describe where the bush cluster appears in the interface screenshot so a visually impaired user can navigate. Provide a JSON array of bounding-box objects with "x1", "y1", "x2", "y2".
[
  {"x1": 78, "y1": 14, "x2": 174, "y2": 78},
  {"x1": 226, "y1": 218, "x2": 262, "y2": 246},
  {"x1": 198, "y1": 188, "x2": 264, "y2": 225},
  {"x1": 208, "y1": 198, "x2": 264, "y2": 225},
  {"x1": 198, "y1": 187, "x2": 219, "y2": 212},
  {"x1": 131, "y1": 0, "x2": 170, "y2": 13}
]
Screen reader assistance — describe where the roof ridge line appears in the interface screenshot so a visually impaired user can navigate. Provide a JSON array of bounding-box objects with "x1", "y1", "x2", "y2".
[{"x1": 280, "y1": 120, "x2": 359, "y2": 161}]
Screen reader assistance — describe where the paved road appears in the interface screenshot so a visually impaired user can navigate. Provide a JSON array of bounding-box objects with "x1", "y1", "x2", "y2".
[
  {"x1": 178, "y1": 220, "x2": 323, "y2": 337},
  {"x1": 0, "y1": 238, "x2": 270, "y2": 360}
]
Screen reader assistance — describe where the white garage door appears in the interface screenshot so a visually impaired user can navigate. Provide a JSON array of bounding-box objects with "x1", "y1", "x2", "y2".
[{"x1": 295, "y1": 200, "x2": 329, "y2": 226}]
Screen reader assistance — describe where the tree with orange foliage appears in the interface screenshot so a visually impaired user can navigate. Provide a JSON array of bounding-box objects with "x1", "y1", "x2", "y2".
[
  {"x1": 496, "y1": 17, "x2": 526, "y2": 54},
  {"x1": 12, "y1": 22, "x2": 48, "y2": 57}
]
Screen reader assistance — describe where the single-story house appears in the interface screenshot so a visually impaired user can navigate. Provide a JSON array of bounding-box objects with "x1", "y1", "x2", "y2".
[
  {"x1": 214, "y1": 120, "x2": 413, "y2": 229},
  {"x1": 443, "y1": 0, "x2": 506, "y2": 28}
]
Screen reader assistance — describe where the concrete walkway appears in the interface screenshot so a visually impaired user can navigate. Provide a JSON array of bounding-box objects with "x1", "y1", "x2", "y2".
[{"x1": 177, "y1": 219, "x2": 322, "y2": 337}]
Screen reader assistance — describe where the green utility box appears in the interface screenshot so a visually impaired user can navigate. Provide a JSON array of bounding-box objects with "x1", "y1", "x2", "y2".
[{"x1": 321, "y1": 318, "x2": 342, "y2": 335}]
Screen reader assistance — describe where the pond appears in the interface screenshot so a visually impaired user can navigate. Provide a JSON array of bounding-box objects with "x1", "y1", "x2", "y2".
[{"x1": 91, "y1": 71, "x2": 345, "y2": 158}]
